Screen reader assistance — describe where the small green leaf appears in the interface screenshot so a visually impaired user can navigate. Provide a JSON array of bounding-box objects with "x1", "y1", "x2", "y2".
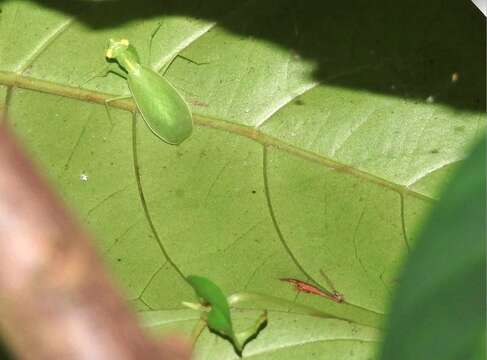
[
  {"x1": 186, "y1": 275, "x2": 267, "y2": 353},
  {"x1": 187, "y1": 275, "x2": 233, "y2": 337}
]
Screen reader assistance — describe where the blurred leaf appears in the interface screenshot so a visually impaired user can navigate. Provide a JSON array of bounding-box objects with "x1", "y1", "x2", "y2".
[
  {"x1": 380, "y1": 136, "x2": 486, "y2": 360},
  {"x1": 0, "y1": 0, "x2": 484, "y2": 358}
]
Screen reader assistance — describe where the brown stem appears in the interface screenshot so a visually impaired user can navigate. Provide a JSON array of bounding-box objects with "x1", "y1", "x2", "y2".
[{"x1": 0, "y1": 122, "x2": 191, "y2": 360}]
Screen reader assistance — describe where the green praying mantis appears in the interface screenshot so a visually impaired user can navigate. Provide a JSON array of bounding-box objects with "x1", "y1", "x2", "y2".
[{"x1": 87, "y1": 31, "x2": 194, "y2": 145}]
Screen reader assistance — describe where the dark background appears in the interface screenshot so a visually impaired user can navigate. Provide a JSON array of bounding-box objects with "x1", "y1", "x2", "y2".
[{"x1": 3, "y1": 0, "x2": 485, "y2": 112}]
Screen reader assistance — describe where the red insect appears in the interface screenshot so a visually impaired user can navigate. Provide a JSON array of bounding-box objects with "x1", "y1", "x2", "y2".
[{"x1": 280, "y1": 277, "x2": 344, "y2": 304}]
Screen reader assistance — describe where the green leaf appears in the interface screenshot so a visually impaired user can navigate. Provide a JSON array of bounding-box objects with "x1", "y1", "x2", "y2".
[
  {"x1": 187, "y1": 275, "x2": 234, "y2": 338},
  {"x1": 380, "y1": 136, "x2": 486, "y2": 360},
  {"x1": 0, "y1": 1, "x2": 484, "y2": 358},
  {"x1": 186, "y1": 275, "x2": 267, "y2": 353}
]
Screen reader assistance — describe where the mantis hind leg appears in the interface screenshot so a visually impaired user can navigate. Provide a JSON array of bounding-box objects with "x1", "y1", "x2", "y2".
[{"x1": 104, "y1": 95, "x2": 133, "y2": 130}]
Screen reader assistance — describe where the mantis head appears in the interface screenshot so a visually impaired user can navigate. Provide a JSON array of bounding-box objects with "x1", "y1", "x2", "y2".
[{"x1": 105, "y1": 39, "x2": 140, "y2": 70}]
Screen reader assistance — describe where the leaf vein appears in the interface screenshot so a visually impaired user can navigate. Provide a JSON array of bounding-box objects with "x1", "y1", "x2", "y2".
[{"x1": 17, "y1": 18, "x2": 73, "y2": 73}]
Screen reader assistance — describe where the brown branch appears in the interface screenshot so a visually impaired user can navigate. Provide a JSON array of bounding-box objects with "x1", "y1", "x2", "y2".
[{"x1": 0, "y1": 122, "x2": 191, "y2": 360}]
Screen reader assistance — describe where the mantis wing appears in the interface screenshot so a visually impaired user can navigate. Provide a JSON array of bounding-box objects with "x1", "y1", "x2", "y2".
[{"x1": 128, "y1": 66, "x2": 193, "y2": 145}]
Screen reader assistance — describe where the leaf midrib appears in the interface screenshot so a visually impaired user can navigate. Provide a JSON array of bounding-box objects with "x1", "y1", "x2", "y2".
[{"x1": 0, "y1": 70, "x2": 436, "y2": 203}]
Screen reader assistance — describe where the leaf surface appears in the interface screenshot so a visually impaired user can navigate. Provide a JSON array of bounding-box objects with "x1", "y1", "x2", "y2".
[{"x1": 0, "y1": 1, "x2": 484, "y2": 358}]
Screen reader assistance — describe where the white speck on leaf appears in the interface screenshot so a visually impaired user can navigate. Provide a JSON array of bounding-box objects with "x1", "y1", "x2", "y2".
[
  {"x1": 426, "y1": 96, "x2": 435, "y2": 103},
  {"x1": 80, "y1": 174, "x2": 89, "y2": 182}
]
